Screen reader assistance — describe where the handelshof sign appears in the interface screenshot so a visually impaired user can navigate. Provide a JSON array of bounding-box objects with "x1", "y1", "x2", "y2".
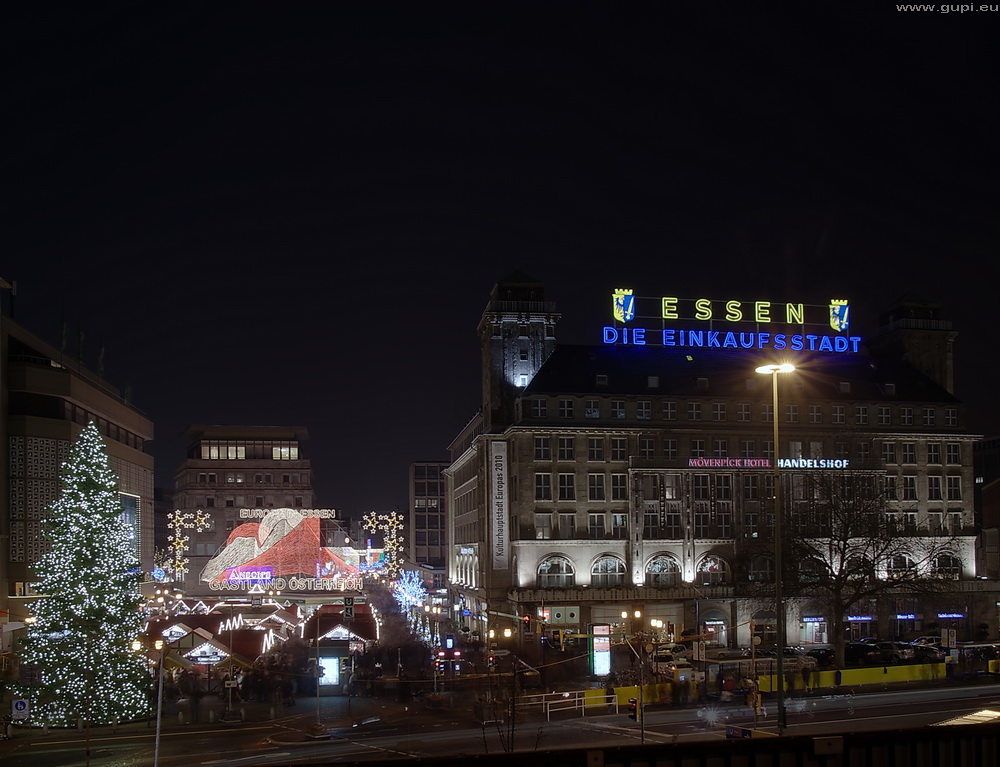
[
  {"x1": 687, "y1": 457, "x2": 851, "y2": 469},
  {"x1": 604, "y1": 290, "x2": 862, "y2": 354}
]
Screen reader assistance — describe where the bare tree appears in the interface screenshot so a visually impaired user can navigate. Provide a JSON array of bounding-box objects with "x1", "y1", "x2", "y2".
[{"x1": 780, "y1": 465, "x2": 960, "y2": 667}]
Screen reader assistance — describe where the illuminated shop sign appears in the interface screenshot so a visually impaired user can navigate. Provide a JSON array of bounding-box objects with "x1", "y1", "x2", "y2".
[
  {"x1": 803, "y1": 617, "x2": 824, "y2": 623},
  {"x1": 201, "y1": 507, "x2": 365, "y2": 592},
  {"x1": 938, "y1": 613, "x2": 965, "y2": 619},
  {"x1": 605, "y1": 290, "x2": 862, "y2": 354},
  {"x1": 686, "y1": 457, "x2": 850, "y2": 469},
  {"x1": 209, "y1": 575, "x2": 363, "y2": 592},
  {"x1": 226, "y1": 566, "x2": 274, "y2": 584},
  {"x1": 847, "y1": 615, "x2": 873, "y2": 621},
  {"x1": 896, "y1": 614, "x2": 917, "y2": 620}
]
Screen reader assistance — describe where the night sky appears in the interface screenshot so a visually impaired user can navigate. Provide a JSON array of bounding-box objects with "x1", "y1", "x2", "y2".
[{"x1": 6, "y1": 3, "x2": 999, "y2": 518}]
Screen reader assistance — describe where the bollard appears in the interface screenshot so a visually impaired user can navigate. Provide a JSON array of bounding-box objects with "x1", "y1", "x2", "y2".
[
  {"x1": 209, "y1": 709, "x2": 215, "y2": 723},
  {"x1": 240, "y1": 707, "x2": 245, "y2": 722},
  {"x1": 42, "y1": 723, "x2": 49, "y2": 736},
  {"x1": 270, "y1": 706, "x2": 275, "y2": 720},
  {"x1": 179, "y1": 712, "x2": 185, "y2": 725}
]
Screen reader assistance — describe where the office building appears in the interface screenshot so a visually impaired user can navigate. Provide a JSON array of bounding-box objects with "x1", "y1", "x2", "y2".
[
  {"x1": 1, "y1": 286, "x2": 154, "y2": 636},
  {"x1": 170, "y1": 425, "x2": 316, "y2": 595},
  {"x1": 446, "y1": 275, "x2": 992, "y2": 649}
]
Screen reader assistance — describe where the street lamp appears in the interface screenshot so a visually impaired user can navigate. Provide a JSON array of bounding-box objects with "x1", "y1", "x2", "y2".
[
  {"x1": 755, "y1": 362, "x2": 795, "y2": 734},
  {"x1": 133, "y1": 637, "x2": 166, "y2": 767}
]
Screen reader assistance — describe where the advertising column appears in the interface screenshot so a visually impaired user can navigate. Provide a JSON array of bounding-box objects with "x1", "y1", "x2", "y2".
[{"x1": 490, "y1": 442, "x2": 509, "y2": 571}]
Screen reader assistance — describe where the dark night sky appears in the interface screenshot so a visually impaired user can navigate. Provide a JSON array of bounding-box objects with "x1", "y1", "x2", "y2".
[{"x1": 5, "y1": 3, "x2": 999, "y2": 518}]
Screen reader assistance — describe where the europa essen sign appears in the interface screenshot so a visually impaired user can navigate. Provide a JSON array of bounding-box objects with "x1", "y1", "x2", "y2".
[{"x1": 604, "y1": 290, "x2": 862, "y2": 354}]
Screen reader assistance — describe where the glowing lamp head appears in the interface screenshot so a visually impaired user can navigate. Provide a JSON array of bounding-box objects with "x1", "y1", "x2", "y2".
[{"x1": 755, "y1": 363, "x2": 796, "y2": 375}]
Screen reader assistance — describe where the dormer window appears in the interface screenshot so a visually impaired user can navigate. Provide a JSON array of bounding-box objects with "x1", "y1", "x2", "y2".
[{"x1": 596, "y1": 374, "x2": 608, "y2": 387}]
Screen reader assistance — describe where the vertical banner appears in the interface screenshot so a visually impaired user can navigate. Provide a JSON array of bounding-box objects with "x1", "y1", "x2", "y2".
[{"x1": 490, "y1": 441, "x2": 509, "y2": 570}]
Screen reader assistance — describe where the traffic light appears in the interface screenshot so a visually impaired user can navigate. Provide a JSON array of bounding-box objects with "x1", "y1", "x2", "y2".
[
  {"x1": 627, "y1": 697, "x2": 638, "y2": 721},
  {"x1": 488, "y1": 654, "x2": 496, "y2": 669},
  {"x1": 523, "y1": 615, "x2": 531, "y2": 631}
]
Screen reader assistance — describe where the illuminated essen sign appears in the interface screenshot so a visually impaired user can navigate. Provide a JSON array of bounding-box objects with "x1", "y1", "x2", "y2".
[{"x1": 605, "y1": 290, "x2": 862, "y2": 354}]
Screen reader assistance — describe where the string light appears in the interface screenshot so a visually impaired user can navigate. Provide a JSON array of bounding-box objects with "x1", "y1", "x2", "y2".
[{"x1": 13, "y1": 422, "x2": 150, "y2": 726}]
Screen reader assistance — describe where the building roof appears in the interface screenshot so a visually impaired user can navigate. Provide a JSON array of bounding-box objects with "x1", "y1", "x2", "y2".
[{"x1": 522, "y1": 343, "x2": 959, "y2": 405}]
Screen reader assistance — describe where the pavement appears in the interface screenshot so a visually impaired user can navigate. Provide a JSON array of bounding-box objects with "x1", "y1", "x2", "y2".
[
  {"x1": 0, "y1": 691, "x2": 425, "y2": 750},
  {"x1": 3, "y1": 673, "x2": 993, "y2": 751}
]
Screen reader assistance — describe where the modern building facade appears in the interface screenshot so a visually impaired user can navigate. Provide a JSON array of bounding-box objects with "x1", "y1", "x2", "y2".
[
  {"x1": 408, "y1": 461, "x2": 449, "y2": 577},
  {"x1": 1, "y1": 292, "x2": 154, "y2": 637},
  {"x1": 446, "y1": 275, "x2": 994, "y2": 651},
  {"x1": 170, "y1": 425, "x2": 316, "y2": 595}
]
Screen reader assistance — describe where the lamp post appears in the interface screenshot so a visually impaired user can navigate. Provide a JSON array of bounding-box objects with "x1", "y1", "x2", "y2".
[
  {"x1": 755, "y1": 362, "x2": 795, "y2": 734},
  {"x1": 153, "y1": 639, "x2": 165, "y2": 767},
  {"x1": 133, "y1": 637, "x2": 166, "y2": 767}
]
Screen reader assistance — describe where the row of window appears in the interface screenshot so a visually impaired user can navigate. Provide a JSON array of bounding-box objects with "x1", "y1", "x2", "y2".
[
  {"x1": 529, "y1": 398, "x2": 959, "y2": 427},
  {"x1": 531, "y1": 507, "x2": 966, "y2": 542},
  {"x1": 533, "y1": 435, "x2": 963, "y2": 465},
  {"x1": 187, "y1": 496, "x2": 306, "y2": 508},
  {"x1": 534, "y1": 471, "x2": 963, "y2": 502},
  {"x1": 193, "y1": 472, "x2": 305, "y2": 485},
  {"x1": 534, "y1": 551, "x2": 963, "y2": 589},
  {"x1": 196, "y1": 440, "x2": 301, "y2": 460}
]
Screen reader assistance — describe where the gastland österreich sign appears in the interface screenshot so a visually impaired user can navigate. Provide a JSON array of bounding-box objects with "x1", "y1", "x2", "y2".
[
  {"x1": 491, "y1": 441, "x2": 509, "y2": 570},
  {"x1": 605, "y1": 290, "x2": 861, "y2": 354}
]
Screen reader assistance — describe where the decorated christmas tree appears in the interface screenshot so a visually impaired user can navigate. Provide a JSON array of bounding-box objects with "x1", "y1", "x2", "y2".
[{"x1": 15, "y1": 422, "x2": 150, "y2": 726}]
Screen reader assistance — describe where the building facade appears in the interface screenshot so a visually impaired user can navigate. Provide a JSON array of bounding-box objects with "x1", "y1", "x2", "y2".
[
  {"x1": 408, "y1": 461, "x2": 449, "y2": 579},
  {"x1": 446, "y1": 276, "x2": 994, "y2": 651},
  {"x1": 170, "y1": 425, "x2": 316, "y2": 595},
  {"x1": 1, "y1": 299, "x2": 154, "y2": 635}
]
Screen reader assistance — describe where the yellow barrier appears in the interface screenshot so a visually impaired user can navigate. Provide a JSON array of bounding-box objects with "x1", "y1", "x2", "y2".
[{"x1": 757, "y1": 663, "x2": 947, "y2": 692}]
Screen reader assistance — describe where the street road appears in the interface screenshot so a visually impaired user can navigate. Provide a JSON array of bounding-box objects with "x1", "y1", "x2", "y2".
[{"x1": 4, "y1": 683, "x2": 999, "y2": 766}]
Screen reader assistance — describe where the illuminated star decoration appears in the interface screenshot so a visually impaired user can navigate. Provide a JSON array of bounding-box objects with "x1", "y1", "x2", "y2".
[
  {"x1": 167, "y1": 509, "x2": 210, "y2": 577},
  {"x1": 362, "y1": 510, "x2": 405, "y2": 578}
]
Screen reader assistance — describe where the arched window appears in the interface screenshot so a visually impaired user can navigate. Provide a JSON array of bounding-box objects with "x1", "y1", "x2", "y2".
[
  {"x1": 591, "y1": 556, "x2": 627, "y2": 587},
  {"x1": 845, "y1": 555, "x2": 873, "y2": 580},
  {"x1": 932, "y1": 553, "x2": 961, "y2": 579},
  {"x1": 748, "y1": 555, "x2": 774, "y2": 582},
  {"x1": 799, "y1": 557, "x2": 825, "y2": 584},
  {"x1": 696, "y1": 555, "x2": 729, "y2": 585},
  {"x1": 645, "y1": 555, "x2": 681, "y2": 587},
  {"x1": 538, "y1": 556, "x2": 575, "y2": 588},
  {"x1": 887, "y1": 554, "x2": 915, "y2": 577}
]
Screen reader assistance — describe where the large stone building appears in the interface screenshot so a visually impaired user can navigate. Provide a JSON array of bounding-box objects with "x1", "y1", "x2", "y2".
[
  {"x1": 170, "y1": 424, "x2": 317, "y2": 595},
  {"x1": 1, "y1": 285, "x2": 154, "y2": 643},
  {"x1": 446, "y1": 275, "x2": 994, "y2": 650}
]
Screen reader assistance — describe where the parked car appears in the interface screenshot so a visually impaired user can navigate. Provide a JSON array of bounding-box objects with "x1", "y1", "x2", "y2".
[
  {"x1": 753, "y1": 647, "x2": 819, "y2": 669},
  {"x1": 870, "y1": 641, "x2": 916, "y2": 663},
  {"x1": 844, "y1": 641, "x2": 879, "y2": 665},
  {"x1": 706, "y1": 645, "x2": 749, "y2": 660},
  {"x1": 910, "y1": 635, "x2": 943, "y2": 647},
  {"x1": 662, "y1": 659, "x2": 694, "y2": 682},
  {"x1": 805, "y1": 647, "x2": 836, "y2": 666},
  {"x1": 911, "y1": 643, "x2": 946, "y2": 662}
]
